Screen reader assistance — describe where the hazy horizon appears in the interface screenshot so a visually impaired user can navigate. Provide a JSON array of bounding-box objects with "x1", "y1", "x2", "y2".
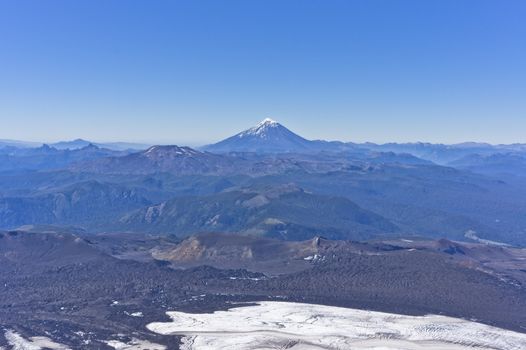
[{"x1": 3, "y1": 116, "x2": 526, "y2": 148}]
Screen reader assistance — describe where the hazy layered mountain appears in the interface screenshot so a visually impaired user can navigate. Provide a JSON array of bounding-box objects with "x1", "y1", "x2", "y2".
[
  {"x1": 448, "y1": 153, "x2": 526, "y2": 177},
  {"x1": 119, "y1": 184, "x2": 398, "y2": 240},
  {"x1": 1, "y1": 120, "x2": 526, "y2": 246},
  {"x1": 360, "y1": 142, "x2": 526, "y2": 165},
  {"x1": 50, "y1": 138, "x2": 151, "y2": 151},
  {"x1": 0, "y1": 139, "x2": 42, "y2": 149},
  {"x1": 0, "y1": 138, "x2": 151, "y2": 151},
  {"x1": 50, "y1": 138, "x2": 99, "y2": 150},
  {"x1": 0, "y1": 143, "x2": 125, "y2": 171},
  {"x1": 0, "y1": 180, "x2": 155, "y2": 228}
]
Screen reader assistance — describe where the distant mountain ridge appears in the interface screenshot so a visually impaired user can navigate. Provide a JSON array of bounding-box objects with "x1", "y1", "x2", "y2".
[
  {"x1": 202, "y1": 119, "x2": 526, "y2": 164},
  {"x1": 448, "y1": 152, "x2": 526, "y2": 177},
  {"x1": 50, "y1": 139, "x2": 152, "y2": 151},
  {"x1": 74, "y1": 145, "x2": 236, "y2": 175},
  {"x1": 0, "y1": 143, "x2": 126, "y2": 171},
  {"x1": 0, "y1": 138, "x2": 151, "y2": 151},
  {"x1": 0, "y1": 139, "x2": 42, "y2": 148},
  {"x1": 359, "y1": 142, "x2": 526, "y2": 165},
  {"x1": 4, "y1": 120, "x2": 526, "y2": 164}
]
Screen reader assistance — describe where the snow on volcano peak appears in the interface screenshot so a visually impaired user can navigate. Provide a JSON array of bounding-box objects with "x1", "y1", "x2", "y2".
[
  {"x1": 259, "y1": 118, "x2": 278, "y2": 125},
  {"x1": 240, "y1": 118, "x2": 280, "y2": 137}
]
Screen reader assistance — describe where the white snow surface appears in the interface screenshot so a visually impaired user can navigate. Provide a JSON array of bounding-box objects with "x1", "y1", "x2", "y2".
[
  {"x1": 104, "y1": 338, "x2": 166, "y2": 350},
  {"x1": 4, "y1": 330, "x2": 70, "y2": 350},
  {"x1": 147, "y1": 301, "x2": 526, "y2": 350},
  {"x1": 124, "y1": 311, "x2": 144, "y2": 317},
  {"x1": 238, "y1": 118, "x2": 279, "y2": 137}
]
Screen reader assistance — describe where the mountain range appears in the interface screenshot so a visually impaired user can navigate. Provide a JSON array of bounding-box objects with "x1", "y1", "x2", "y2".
[
  {"x1": 0, "y1": 138, "x2": 151, "y2": 151},
  {"x1": 49, "y1": 138, "x2": 152, "y2": 151},
  {"x1": 1, "y1": 119, "x2": 526, "y2": 246},
  {"x1": 203, "y1": 118, "x2": 526, "y2": 165},
  {"x1": 0, "y1": 143, "x2": 126, "y2": 171},
  {"x1": 4, "y1": 119, "x2": 526, "y2": 169}
]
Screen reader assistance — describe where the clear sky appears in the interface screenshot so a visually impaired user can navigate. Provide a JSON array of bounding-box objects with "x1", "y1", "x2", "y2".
[{"x1": 0, "y1": 0, "x2": 525, "y2": 145}]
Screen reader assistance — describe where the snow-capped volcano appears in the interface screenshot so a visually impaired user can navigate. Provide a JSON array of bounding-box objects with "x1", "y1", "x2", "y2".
[{"x1": 203, "y1": 118, "x2": 315, "y2": 153}]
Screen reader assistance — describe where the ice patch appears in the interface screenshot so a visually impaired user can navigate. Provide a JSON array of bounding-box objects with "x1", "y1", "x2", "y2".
[
  {"x1": 228, "y1": 277, "x2": 265, "y2": 281},
  {"x1": 4, "y1": 330, "x2": 70, "y2": 350},
  {"x1": 304, "y1": 254, "x2": 324, "y2": 262},
  {"x1": 104, "y1": 338, "x2": 166, "y2": 350},
  {"x1": 124, "y1": 311, "x2": 144, "y2": 317},
  {"x1": 147, "y1": 301, "x2": 526, "y2": 350}
]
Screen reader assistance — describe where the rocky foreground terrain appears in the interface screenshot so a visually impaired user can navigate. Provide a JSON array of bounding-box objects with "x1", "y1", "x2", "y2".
[{"x1": 1, "y1": 229, "x2": 525, "y2": 349}]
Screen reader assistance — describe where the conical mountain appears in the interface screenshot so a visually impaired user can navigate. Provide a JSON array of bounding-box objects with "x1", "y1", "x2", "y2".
[{"x1": 203, "y1": 118, "x2": 315, "y2": 153}]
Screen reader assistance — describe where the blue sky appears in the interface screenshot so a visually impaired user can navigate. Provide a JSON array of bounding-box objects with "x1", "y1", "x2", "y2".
[{"x1": 0, "y1": 0, "x2": 525, "y2": 145}]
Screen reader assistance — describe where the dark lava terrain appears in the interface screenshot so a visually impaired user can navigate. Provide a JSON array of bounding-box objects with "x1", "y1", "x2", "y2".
[{"x1": 1, "y1": 229, "x2": 525, "y2": 349}]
